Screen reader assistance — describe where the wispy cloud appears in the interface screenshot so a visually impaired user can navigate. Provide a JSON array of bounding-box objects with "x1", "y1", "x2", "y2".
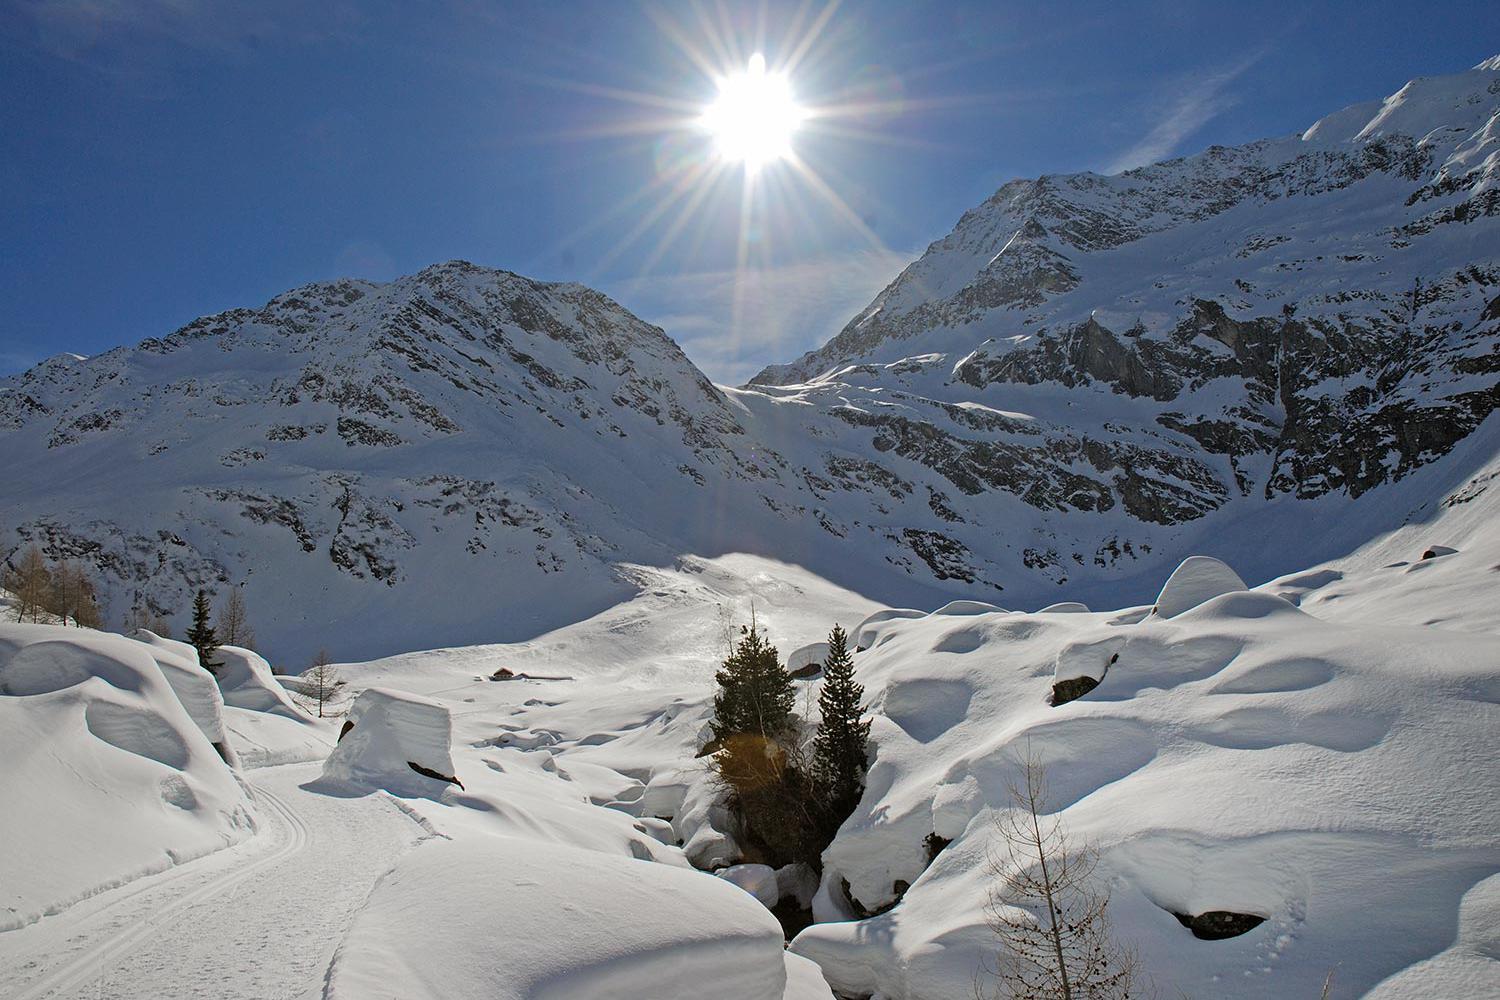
[
  {"x1": 7, "y1": 0, "x2": 363, "y2": 83},
  {"x1": 1105, "y1": 51, "x2": 1266, "y2": 173},
  {"x1": 608, "y1": 248, "x2": 913, "y2": 386}
]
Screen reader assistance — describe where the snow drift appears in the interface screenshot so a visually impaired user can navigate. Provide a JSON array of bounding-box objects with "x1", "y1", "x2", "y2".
[
  {"x1": 790, "y1": 556, "x2": 1500, "y2": 999},
  {"x1": 0, "y1": 623, "x2": 256, "y2": 931},
  {"x1": 323, "y1": 687, "x2": 460, "y2": 793},
  {"x1": 325, "y1": 836, "x2": 833, "y2": 1000}
]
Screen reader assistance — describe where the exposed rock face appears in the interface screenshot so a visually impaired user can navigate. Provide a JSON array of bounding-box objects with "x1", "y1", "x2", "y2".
[
  {"x1": 2, "y1": 59, "x2": 1498, "y2": 661},
  {"x1": 753, "y1": 58, "x2": 1500, "y2": 509}
]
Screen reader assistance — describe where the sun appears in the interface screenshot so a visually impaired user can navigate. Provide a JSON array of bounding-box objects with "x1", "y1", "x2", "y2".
[{"x1": 701, "y1": 53, "x2": 806, "y2": 171}]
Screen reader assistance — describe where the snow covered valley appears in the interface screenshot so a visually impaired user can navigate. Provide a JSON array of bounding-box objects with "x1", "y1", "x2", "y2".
[
  {"x1": 3, "y1": 50, "x2": 1500, "y2": 1000},
  {"x1": 3, "y1": 464, "x2": 1498, "y2": 998}
]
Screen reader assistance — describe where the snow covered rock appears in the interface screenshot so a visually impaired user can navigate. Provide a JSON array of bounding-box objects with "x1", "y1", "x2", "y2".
[
  {"x1": 718, "y1": 863, "x2": 780, "y2": 907},
  {"x1": 786, "y1": 641, "x2": 829, "y2": 679},
  {"x1": 322, "y1": 687, "x2": 459, "y2": 793},
  {"x1": 790, "y1": 582, "x2": 1500, "y2": 999},
  {"x1": 126, "y1": 628, "x2": 238, "y2": 765},
  {"x1": 854, "y1": 608, "x2": 926, "y2": 650},
  {"x1": 1151, "y1": 555, "x2": 1249, "y2": 619},
  {"x1": 324, "y1": 837, "x2": 832, "y2": 1000},
  {"x1": 0, "y1": 623, "x2": 256, "y2": 931},
  {"x1": 214, "y1": 645, "x2": 310, "y2": 718}
]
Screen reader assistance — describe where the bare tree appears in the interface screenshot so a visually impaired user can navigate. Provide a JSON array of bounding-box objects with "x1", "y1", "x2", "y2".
[
  {"x1": 218, "y1": 586, "x2": 255, "y2": 648},
  {"x1": 126, "y1": 604, "x2": 175, "y2": 638},
  {"x1": 3, "y1": 544, "x2": 53, "y2": 623},
  {"x1": 979, "y1": 747, "x2": 1138, "y2": 1000},
  {"x1": 300, "y1": 650, "x2": 347, "y2": 718},
  {"x1": 50, "y1": 561, "x2": 102, "y2": 628}
]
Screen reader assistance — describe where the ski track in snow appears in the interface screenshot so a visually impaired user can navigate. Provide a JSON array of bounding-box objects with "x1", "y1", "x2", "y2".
[{"x1": 0, "y1": 762, "x2": 428, "y2": 1000}]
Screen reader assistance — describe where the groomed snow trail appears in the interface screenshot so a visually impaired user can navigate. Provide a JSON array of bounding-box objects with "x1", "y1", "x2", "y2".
[{"x1": 0, "y1": 762, "x2": 429, "y2": 1000}]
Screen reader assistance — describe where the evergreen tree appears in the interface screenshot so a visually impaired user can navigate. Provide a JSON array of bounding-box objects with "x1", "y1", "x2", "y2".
[
  {"x1": 185, "y1": 589, "x2": 222, "y2": 673},
  {"x1": 812, "y1": 624, "x2": 871, "y2": 820},
  {"x1": 710, "y1": 620, "x2": 795, "y2": 744}
]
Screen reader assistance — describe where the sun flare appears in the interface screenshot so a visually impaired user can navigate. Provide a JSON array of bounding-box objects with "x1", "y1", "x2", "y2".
[{"x1": 701, "y1": 53, "x2": 806, "y2": 171}]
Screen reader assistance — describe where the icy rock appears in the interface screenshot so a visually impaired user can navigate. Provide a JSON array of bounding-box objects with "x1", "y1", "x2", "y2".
[
  {"x1": 1152, "y1": 556, "x2": 1248, "y2": 619},
  {"x1": 322, "y1": 687, "x2": 459, "y2": 793}
]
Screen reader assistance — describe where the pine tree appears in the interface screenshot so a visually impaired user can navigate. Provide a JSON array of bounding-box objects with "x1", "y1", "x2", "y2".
[
  {"x1": 707, "y1": 618, "x2": 817, "y2": 866},
  {"x1": 812, "y1": 624, "x2": 870, "y2": 821},
  {"x1": 710, "y1": 620, "x2": 795, "y2": 744},
  {"x1": 185, "y1": 589, "x2": 222, "y2": 673}
]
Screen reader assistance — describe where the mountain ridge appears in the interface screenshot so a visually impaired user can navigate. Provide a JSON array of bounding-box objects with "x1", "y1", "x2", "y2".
[{"x1": 3, "y1": 56, "x2": 1498, "y2": 663}]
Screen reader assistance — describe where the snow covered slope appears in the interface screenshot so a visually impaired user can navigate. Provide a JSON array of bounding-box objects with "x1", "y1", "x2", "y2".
[{"x1": 2, "y1": 57, "x2": 1498, "y2": 666}]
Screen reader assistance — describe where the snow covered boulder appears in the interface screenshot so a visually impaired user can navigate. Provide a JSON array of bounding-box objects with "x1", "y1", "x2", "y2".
[
  {"x1": 324, "y1": 837, "x2": 833, "y2": 1000},
  {"x1": 214, "y1": 644, "x2": 310, "y2": 718},
  {"x1": 1151, "y1": 555, "x2": 1248, "y2": 619},
  {"x1": 322, "y1": 687, "x2": 460, "y2": 793},
  {"x1": 127, "y1": 628, "x2": 237, "y2": 765},
  {"x1": 0, "y1": 623, "x2": 256, "y2": 931},
  {"x1": 854, "y1": 608, "x2": 925, "y2": 650},
  {"x1": 718, "y1": 863, "x2": 780, "y2": 907},
  {"x1": 786, "y1": 641, "x2": 829, "y2": 679}
]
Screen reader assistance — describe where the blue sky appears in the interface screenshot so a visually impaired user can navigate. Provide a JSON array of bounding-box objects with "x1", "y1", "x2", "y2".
[{"x1": 1, "y1": 2, "x2": 1494, "y2": 384}]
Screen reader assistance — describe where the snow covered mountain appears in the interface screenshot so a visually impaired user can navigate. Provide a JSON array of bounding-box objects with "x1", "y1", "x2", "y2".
[{"x1": 3, "y1": 57, "x2": 1498, "y2": 664}]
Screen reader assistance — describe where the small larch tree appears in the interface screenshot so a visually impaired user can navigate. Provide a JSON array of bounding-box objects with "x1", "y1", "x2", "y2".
[
  {"x1": 4, "y1": 544, "x2": 53, "y2": 623},
  {"x1": 811, "y1": 623, "x2": 870, "y2": 825},
  {"x1": 980, "y1": 747, "x2": 1138, "y2": 1000},
  {"x1": 218, "y1": 586, "x2": 254, "y2": 648},
  {"x1": 51, "y1": 561, "x2": 102, "y2": 628},
  {"x1": 184, "y1": 588, "x2": 223, "y2": 673},
  {"x1": 301, "y1": 649, "x2": 347, "y2": 718}
]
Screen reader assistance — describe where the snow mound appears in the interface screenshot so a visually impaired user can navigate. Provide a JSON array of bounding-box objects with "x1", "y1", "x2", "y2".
[
  {"x1": 323, "y1": 687, "x2": 459, "y2": 793},
  {"x1": 325, "y1": 837, "x2": 833, "y2": 1000},
  {"x1": 0, "y1": 623, "x2": 256, "y2": 931},
  {"x1": 854, "y1": 608, "x2": 925, "y2": 650},
  {"x1": 1037, "y1": 601, "x2": 1090, "y2": 613},
  {"x1": 1151, "y1": 555, "x2": 1248, "y2": 619},
  {"x1": 718, "y1": 863, "x2": 781, "y2": 907},
  {"x1": 931, "y1": 599, "x2": 1006, "y2": 616},
  {"x1": 126, "y1": 628, "x2": 236, "y2": 764},
  {"x1": 787, "y1": 641, "x2": 829, "y2": 677},
  {"x1": 215, "y1": 645, "x2": 310, "y2": 718},
  {"x1": 790, "y1": 577, "x2": 1500, "y2": 999}
]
